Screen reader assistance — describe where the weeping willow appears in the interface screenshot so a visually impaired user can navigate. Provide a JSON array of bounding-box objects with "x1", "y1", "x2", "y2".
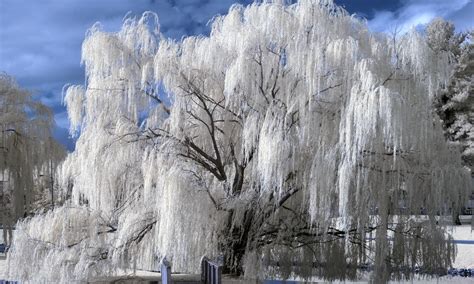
[
  {"x1": 0, "y1": 74, "x2": 65, "y2": 249},
  {"x1": 7, "y1": 1, "x2": 472, "y2": 283}
]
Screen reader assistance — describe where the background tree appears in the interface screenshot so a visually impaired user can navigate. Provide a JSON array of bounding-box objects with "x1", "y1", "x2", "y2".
[
  {"x1": 426, "y1": 17, "x2": 467, "y2": 58},
  {"x1": 0, "y1": 74, "x2": 65, "y2": 246},
  {"x1": 7, "y1": 1, "x2": 472, "y2": 283},
  {"x1": 430, "y1": 19, "x2": 473, "y2": 177},
  {"x1": 35, "y1": 136, "x2": 67, "y2": 210}
]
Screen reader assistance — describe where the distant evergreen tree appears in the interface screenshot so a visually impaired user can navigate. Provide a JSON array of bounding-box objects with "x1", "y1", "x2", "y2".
[{"x1": 430, "y1": 19, "x2": 473, "y2": 175}]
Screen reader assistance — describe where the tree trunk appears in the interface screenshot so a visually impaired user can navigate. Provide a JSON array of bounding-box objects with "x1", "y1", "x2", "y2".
[{"x1": 220, "y1": 207, "x2": 255, "y2": 275}]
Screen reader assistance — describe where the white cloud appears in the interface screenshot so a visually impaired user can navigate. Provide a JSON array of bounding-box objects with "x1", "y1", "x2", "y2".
[{"x1": 368, "y1": 0, "x2": 473, "y2": 33}]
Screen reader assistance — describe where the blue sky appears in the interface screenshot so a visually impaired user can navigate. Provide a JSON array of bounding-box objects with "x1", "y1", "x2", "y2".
[{"x1": 0, "y1": 0, "x2": 472, "y2": 150}]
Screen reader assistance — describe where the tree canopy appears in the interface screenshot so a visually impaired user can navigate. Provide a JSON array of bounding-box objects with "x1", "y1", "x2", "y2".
[
  {"x1": 7, "y1": 1, "x2": 472, "y2": 283},
  {"x1": 0, "y1": 74, "x2": 65, "y2": 246},
  {"x1": 429, "y1": 19, "x2": 473, "y2": 176}
]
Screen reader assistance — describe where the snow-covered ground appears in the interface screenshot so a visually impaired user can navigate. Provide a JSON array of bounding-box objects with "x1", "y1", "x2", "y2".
[
  {"x1": 0, "y1": 230, "x2": 4, "y2": 279},
  {"x1": 1, "y1": 258, "x2": 474, "y2": 283},
  {"x1": 0, "y1": 258, "x2": 5, "y2": 280},
  {"x1": 0, "y1": 229, "x2": 6, "y2": 281},
  {"x1": 450, "y1": 225, "x2": 474, "y2": 268}
]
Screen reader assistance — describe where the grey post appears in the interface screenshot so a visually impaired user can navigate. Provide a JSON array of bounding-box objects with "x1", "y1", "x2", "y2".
[
  {"x1": 161, "y1": 257, "x2": 172, "y2": 284},
  {"x1": 200, "y1": 256, "x2": 222, "y2": 284}
]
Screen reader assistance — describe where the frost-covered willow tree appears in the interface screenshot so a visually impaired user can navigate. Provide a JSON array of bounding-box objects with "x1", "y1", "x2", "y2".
[
  {"x1": 8, "y1": 0, "x2": 472, "y2": 283},
  {"x1": 0, "y1": 74, "x2": 65, "y2": 246}
]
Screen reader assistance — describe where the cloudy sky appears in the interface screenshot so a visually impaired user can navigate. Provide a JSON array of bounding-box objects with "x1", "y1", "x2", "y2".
[{"x1": 0, "y1": 0, "x2": 472, "y2": 150}]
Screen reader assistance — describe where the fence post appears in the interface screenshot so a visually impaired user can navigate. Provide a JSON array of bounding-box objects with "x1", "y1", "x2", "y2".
[
  {"x1": 201, "y1": 256, "x2": 208, "y2": 283},
  {"x1": 161, "y1": 257, "x2": 172, "y2": 284},
  {"x1": 216, "y1": 264, "x2": 222, "y2": 284},
  {"x1": 201, "y1": 256, "x2": 222, "y2": 284}
]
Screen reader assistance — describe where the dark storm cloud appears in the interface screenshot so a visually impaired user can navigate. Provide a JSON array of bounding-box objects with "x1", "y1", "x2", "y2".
[
  {"x1": 0, "y1": 0, "x2": 252, "y2": 150},
  {"x1": 0, "y1": 0, "x2": 252, "y2": 90}
]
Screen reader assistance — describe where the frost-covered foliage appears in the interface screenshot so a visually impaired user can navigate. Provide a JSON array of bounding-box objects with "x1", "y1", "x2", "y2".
[
  {"x1": 63, "y1": 85, "x2": 84, "y2": 137},
  {"x1": 0, "y1": 74, "x2": 65, "y2": 246},
  {"x1": 426, "y1": 18, "x2": 466, "y2": 59},
  {"x1": 431, "y1": 20, "x2": 473, "y2": 175},
  {"x1": 7, "y1": 1, "x2": 472, "y2": 283}
]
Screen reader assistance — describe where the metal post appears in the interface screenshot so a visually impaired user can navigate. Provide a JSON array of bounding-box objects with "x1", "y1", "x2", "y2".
[
  {"x1": 201, "y1": 256, "x2": 208, "y2": 283},
  {"x1": 201, "y1": 256, "x2": 222, "y2": 284},
  {"x1": 161, "y1": 257, "x2": 172, "y2": 284},
  {"x1": 216, "y1": 265, "x2": 222, "y2": 283}
]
